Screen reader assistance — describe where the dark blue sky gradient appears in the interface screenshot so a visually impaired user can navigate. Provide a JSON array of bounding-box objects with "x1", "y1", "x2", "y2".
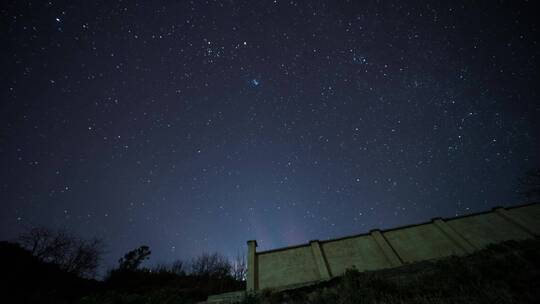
[{"x1": 1, "y1": 0, "x2": 539, "y2": 269}]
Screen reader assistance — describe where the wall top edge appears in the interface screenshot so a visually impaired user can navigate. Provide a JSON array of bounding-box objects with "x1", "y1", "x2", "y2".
[
  {"x1": 253, "y1": 202, "x2": 539, "y2": 255},
  {"x1": 257, "y1": 242, "x2": 312, "y2": 255}
]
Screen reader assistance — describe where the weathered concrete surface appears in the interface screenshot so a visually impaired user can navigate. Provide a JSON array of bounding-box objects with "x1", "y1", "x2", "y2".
[
  {"x1": 371, "y1": 229, "x2": 403, "y2": 267},
  {"x1": 384, "y1": 223, "x2": 464, "y2": 263},
  {"x1": 257, "y1": 244, "x2": 320, "y2": 289},
  {"x1": 498, "y1": 204, "x2": 540, "y2": 235},
  {"x1": 246, "y1": 240, "x2": 257, "y2": 291},
  {"x1": 446, "y1": 212, "x2": 532, "y2": 248},
  {"x1": 432, "y1": 218, "x2": 476, "y2": 254},
  {"x1": 310, "y1": 240, "x2": 331, "y2": 279},
  {"x1": 216, "y1": 202, "x2": 539, "y2": 301},
  {"x1": 322, "y1": 234, "x2": 390, "y2": 275}
]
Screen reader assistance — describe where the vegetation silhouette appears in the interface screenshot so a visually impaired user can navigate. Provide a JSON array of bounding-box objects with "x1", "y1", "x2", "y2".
[
  {"x1": 2, "y1": 227, "x2": 245, "y2": 303},
  {"x1": 118, "y1": 245, "x2": 151, "y2": 271},
  {"x1": 0, "y1": 241, "x2": 99, "y2": 304},
  {"x1": 17, "y1": 227, "x2": 104, "y2": 278}
]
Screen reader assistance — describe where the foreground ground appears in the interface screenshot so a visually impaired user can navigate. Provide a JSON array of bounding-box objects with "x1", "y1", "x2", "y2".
[
  {"x1": 238, "y1": 238, "x2": 540, "y2": 304},
  {"x1": 2, "y1": 238, "x2": 539, "y2": 303}
]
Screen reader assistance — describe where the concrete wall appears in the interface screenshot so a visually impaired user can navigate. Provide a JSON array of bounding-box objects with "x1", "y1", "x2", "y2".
[
  {"x1": 322, "y1": 234, "x2": 390, "y2": 275},
  {"x1": 384, "y1": 223, "x2": 465, "y2": 263},
  {"x1": 245, "y1": 203, "x2": 539, "y2": 292},
  {"x1": 497, "y1": 204, "x2": 540, "y2": 235},
  {"x1": 257, "y1": 245, "x2": 320, "y2": 289},
  {"x1": 446, "y1": 212, "x2": 531, "y2": 248}
]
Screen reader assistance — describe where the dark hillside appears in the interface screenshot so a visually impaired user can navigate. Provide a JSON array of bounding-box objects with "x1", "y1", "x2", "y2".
[
  {"x1": 0, "y1": 241, "x2": 99, "y2": 303},
  {"x1": 240, "y1": 238, "x2": 540, "y2": 304},
  {"x1": 0, "y1": 241, "x2": 244, "y2": 304},
  {"x1": 2, "y1": 238, "x2": 538, "y2": 303}
]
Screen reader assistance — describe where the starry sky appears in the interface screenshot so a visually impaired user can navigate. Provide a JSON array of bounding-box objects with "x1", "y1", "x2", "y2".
[{"x1": 1, "y1": 1, "x2": 539, "y2": 268}]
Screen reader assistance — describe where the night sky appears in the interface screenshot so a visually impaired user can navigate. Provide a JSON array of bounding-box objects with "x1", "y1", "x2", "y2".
[{"x1": 1, "y1": 1, "x2": 539, "y2": 269}]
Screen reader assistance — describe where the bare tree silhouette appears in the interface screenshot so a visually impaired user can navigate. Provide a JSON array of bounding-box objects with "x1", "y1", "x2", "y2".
[{"x1": 17, "y1": 227, "x2": 104, "y2": 278}]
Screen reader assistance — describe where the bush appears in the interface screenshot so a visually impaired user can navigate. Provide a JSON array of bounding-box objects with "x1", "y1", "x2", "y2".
[{"x1": 17, "y1": 227, "x2": 104, "y2": 278}]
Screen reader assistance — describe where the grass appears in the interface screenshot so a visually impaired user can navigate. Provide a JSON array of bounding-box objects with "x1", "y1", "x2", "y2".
[{"x1": 239, "y1": 238, "x2": 540, "y2": 304}]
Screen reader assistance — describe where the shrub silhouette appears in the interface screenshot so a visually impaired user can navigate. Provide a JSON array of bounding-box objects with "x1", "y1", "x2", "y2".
[
  {"x1": 118, "y1": 245, "x2": 151, "y2": 271},
  {"x1": 103, "y1": 248, "x2": 245, "y2": 303},
  {"x1": 0, "y1": 241, "x2": 98, "y2": 304},
  {"x1": 17, "y1": 226, "x2": 104, "y2": 278}
]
